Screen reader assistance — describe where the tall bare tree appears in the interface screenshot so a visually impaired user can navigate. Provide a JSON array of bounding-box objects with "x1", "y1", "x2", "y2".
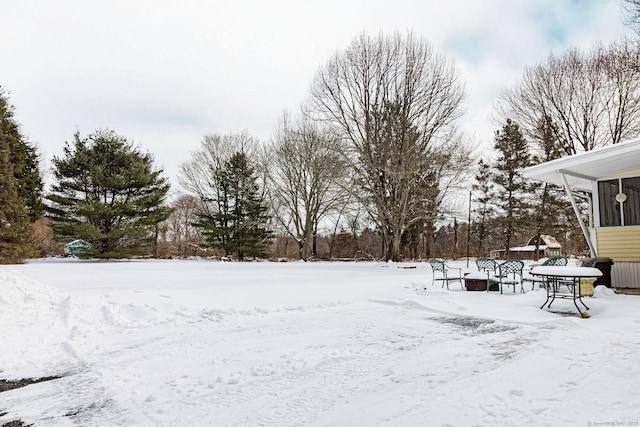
[
  {"x1": 164, "y1": 194, "x2": 204, "y2": 256},
  {"x1": 267, "y1": 112, "x2": 348, "y2": 260},
  {"x1": 307, "y1": 31, "x2": 468, "y2": 261},
  {"x1": 598, "y1": 41, "x2": 640, "y2": 143},
  {"x1": 623, "y1": 0, "x2": 640, "y2": 35},
  {"x1": 497, "y1": 41, "x2": 640, "y2": 155},
  {"x1": 420, "y1": 128, "x2": 475, "y2": 258}
]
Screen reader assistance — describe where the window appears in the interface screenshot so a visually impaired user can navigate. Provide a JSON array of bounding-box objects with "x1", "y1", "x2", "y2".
[
  {"x1": 598, "y1": 179, "x2": 621, "y2": 227},
  {"x1": 623, "y1": 177, "x2": 640, "y2": 226},
  {"x1": 598, "y1": 176, "x2": 640, "y2": 227}
]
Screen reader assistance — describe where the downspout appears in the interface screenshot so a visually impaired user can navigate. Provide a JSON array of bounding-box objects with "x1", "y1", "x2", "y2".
[{"x1": 560, "y1": 173, "x2": 597, "y2": 257}]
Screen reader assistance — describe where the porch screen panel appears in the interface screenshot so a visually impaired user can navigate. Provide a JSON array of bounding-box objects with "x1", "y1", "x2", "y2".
[
  {"x1": 622, "y1": 177, "x2": 640, "y2": 226},
  {"x1": 598, "y1": 179, "x2": 621, "y2": 227}
]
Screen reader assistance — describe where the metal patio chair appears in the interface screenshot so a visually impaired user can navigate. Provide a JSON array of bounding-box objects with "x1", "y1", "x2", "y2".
[
  {"x1": 522, "y1": 256, "x2": 568, "y2": 291},
  {"x1": 491, "y1": 260, "x2": 525, "y2": 294},
  {"x1": 558, "y1": 257, "x2": 598, "y2": 293},
  {"x1": 427, "y1": 258, "x2": 464, "y2": 290}
]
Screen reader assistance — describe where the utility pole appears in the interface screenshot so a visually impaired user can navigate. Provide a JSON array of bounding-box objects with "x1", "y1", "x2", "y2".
[{"x1": 466, "y1": 190, "x2": 471, "y2": 268}]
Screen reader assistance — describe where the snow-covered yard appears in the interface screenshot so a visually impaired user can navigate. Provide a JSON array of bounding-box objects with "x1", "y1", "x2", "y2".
[{"x1": 1, "y1": 258, "x2": 640, "y2": 426}]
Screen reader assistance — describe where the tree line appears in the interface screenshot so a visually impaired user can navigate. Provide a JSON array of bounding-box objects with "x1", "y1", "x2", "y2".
[{"x1": 2, "y1": 3, "x2": 640, "y2": 263}]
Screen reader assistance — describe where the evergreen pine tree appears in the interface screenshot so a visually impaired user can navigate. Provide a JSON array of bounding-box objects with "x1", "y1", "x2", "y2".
[
  {"x1": 0, "y1": 87, "x2": 43, "y2": 222},
  {"x1": 46, "y1": 129, "x2": 171, "y2": 258},
  {"x1": 195, "y1": 151, "x2": 273, "y2": 260},
  {"x1": 472, "y1": 159, "x2": 495, "y2": 256},
  {"x1": 490, "y1": 119, "x2": 533, "y2": 259},
  {"x1": 0, "y1": 137, "x2": 34, "y2": 263},
  {"x1": 529, "y1": 115, "x2": 569, "y2": 259}
]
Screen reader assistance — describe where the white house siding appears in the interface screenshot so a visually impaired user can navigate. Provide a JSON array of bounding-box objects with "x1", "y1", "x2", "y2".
[{"x1": 612, "y1": 262, "x2": 640, "y2": 289}]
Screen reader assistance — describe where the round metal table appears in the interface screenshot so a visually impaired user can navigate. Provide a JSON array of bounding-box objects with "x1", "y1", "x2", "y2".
[{"x1": 530, "y1": 266, "x2": 602, "y2": 317}]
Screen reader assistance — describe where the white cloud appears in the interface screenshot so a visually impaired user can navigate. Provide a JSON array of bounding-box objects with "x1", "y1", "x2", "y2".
[{"x1": 1, "y1": 0, "x2": 634, "y2": 186}]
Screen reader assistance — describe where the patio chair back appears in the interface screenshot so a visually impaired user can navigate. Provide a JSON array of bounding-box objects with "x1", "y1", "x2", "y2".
[
  {"x1": 476, "y1": 257, "x2": 498, "y2": 273},
  {"x1": 542, "y1": 256, "x2": 568, "y2": 267},
  {"x1": 522, "y1": 257, "x2": 566, "y2": 291},
  {"x1": 427, "y1": 258, "x2": 446, "y2": 273},
  {"x1": 495, "y1": 260, "x2": 525, "y2": 294},
  {"x1": 580, "y1": 258, "x2": 597, "y2": 267},
  {"x1": 498, "y1": 260, "x2": 524, "y2": 278}
]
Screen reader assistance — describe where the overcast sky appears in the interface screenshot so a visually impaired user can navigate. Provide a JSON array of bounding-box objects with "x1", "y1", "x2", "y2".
[{"x1": 0, "y1": 0, "x2": 635, "y2": 190}]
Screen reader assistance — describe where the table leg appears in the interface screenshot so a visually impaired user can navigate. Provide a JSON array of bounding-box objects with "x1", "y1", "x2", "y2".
[
  {"x1": 540, "y1": 277, "x2": 553, "y2": 309},
  {"x1": 549, "y1": 277, "x2": 559, "y2": 308},
  {"x1": 576, "y1": 279, "x2": 589, "y2": 311}
]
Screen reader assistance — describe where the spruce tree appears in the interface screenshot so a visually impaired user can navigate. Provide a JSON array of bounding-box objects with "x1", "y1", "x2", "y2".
[
  {"x1": 0, "y1": 138, "x2": 34, "y2": 263},
  {"x1": 490, "y1": 119, "x2": 533, "y2": 259},
  {"x1": 0, "y1": 87, "x2": 43, "y2": 222},
  {"x1": 195, "y1": 151, "x2": 273, "y2": 260},
  {"x1": 46, "y1": 129, "x2": 171, "y2": 258}
]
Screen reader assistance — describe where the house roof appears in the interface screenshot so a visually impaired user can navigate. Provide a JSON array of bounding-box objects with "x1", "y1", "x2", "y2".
[
  {"x1": 508, "y1": 245, "x2": 547, "y2": 252},
  {"x1": 523, "y1": 137, "x2": 640, "y2": 191},
  {"x1": 64, "y1": 239, "x2": 93, "y2": 248},
  {"x1": 526, "y1": 235, "x2": 561, "y2": 248}
]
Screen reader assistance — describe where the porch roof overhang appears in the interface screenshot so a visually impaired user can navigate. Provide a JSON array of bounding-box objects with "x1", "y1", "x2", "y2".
[
  {"x1": 523, "y1": 137, "x2": 640, "y2": 258},
  {"x1": 523, "y1": 138, "x2": 640, "y2": 191}
]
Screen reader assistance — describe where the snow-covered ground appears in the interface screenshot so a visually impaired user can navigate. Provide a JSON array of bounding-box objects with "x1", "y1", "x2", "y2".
[{"x1": 1, "y1": 258, "x2": 640, "y2": 426}]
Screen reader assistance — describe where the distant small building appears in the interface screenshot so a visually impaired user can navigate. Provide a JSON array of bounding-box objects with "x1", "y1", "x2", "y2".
[
  {"x1": 490, "y1": 235, "x2": 562, "y2": 260},
  {"x1": 64, "y1": 239, "x2": 93, "y2": 256}
]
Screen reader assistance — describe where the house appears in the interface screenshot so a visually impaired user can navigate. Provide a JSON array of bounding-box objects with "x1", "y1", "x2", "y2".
[
  {"x1": 490, "y1": 235, "x2": 562, "y2": 260},
  {"x1": 64, "y1": 239, "x2": 93, "y2": 256},
  {"x1": 523, "y1": 137, "x2": 640, "y2": 289}
]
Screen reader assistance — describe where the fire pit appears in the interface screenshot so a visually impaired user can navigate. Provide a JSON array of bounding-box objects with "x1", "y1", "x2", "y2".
[{"x1": 464, "y1": 272, "x2": 499, "y2": 291}]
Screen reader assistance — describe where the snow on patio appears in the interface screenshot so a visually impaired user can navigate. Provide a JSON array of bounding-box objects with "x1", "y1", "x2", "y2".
[{"x1": 1, "y1": 258, "x2": 640, "y2": 426}]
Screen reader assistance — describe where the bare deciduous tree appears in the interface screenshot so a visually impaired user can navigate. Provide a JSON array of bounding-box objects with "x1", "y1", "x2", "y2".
[
  {"x1": 497, "y1": 41, "x2": 640, "y2": 154},
  {"x1": 164, "y1": 194, "x2": 204, "y2": 256},
  {"x1": 179, "y1": 131, "x2": 259, "y2": 218},
  {"x1": 307, "y1": 31, "x2": 468, "y2": 261},
  {"x1": 598, "y1": 41, "x2": 640, "y2": 144},
  {"x1": 623, "y1": 0, "x2": 640, "y2": 35},
  {"x1": 267, "y1": 112, "x2": 348, "y2": 260}
]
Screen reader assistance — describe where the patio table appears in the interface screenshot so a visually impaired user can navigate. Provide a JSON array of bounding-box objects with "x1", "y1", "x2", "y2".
[{"x1": 530, "y1": 265, "x2": 602, "y2": 317}]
